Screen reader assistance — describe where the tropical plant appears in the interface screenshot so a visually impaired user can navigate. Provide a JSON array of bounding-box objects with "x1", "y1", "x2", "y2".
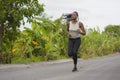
[{"x1": 0, "y1": 0, "x2": 44, "y2": 63}]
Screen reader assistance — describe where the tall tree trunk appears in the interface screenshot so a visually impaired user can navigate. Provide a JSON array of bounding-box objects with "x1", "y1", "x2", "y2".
[{"x1": 0, "y1": 22, "x2": 4, "y2": 52}]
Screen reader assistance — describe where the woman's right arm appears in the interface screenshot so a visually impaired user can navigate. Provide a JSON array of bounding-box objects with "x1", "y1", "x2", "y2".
[
  {"x1": 67, "y1": 22, "x2": 69, "y2": 33},
  {"x1": 66, "y1": 22, "x2": 71, "y2": 37}
]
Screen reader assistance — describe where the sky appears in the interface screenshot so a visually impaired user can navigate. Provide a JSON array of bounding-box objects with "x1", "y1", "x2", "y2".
[{"x1": 21, "y1": 0, "x2": 120, "y2": 31}]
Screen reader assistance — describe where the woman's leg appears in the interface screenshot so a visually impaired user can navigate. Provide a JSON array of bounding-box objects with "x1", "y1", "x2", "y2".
[
  {"x1": 68, "y1": 39, "x2": 74, "y2": 57},
  {"x1": 72, "y1": 38, "x2": 81, "y2": 71}
]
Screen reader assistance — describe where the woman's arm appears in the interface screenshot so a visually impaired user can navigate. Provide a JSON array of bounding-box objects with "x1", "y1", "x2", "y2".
[
  {"x1": 66, "y1": 22, "x2": 71, "y2": 37},
  {"x1": 77, "y1": 22, "x2": 86, "y2": 35},
  {"x1": 66, "y1": 22, "x2": 69, "y2": 33}
]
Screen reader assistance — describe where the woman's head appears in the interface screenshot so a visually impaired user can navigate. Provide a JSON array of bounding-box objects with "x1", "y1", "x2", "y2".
[{"x1": 71, "y1": 11, "x2": 79, "y2": 21}]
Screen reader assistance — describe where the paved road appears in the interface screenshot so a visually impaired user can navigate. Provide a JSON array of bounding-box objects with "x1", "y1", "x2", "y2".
[{"x1": 0, "y1": 53, "x2": 120, "y2": 80}]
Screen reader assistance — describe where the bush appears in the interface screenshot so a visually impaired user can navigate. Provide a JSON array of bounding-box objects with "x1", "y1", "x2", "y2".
[{"x1": 79, "y1": 29, "x2": 120, "y2": 59}]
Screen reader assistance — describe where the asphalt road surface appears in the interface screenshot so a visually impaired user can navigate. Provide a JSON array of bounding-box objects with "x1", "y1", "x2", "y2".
[{"x1": 0, "y1": 53, "x2": 120, "y2": 80}]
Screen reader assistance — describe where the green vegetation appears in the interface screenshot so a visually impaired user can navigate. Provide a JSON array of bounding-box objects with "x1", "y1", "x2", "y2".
[
  {"x1": 80, "y1": 28, "x2": 120, "y2": 59},
  {"x1": 0, "y1": 0, "x2": 44, "y2": 63},
  {"x1": 12, "y1": 18, "x2": 68, "y2": 63},
  {"x1": 0, "y1": 0, "x2": 120, "y2": 64},
  {"x1": 1, "y1": 17, "x2": 120, "y2": 64}
]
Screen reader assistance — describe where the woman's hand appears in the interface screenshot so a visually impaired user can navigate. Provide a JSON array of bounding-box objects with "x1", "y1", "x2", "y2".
[
  {"x1": 76, "y1": 29, "x2": 85, "y2": 35},
  {"x1": 68, "y1": 33, "x2": 72, "y2": 37},
  {"x1": 67, "y1": 31, "x2": 72, "y2": 37},
  {"x1": 76, "y1": 29, "x2": 81, "y2": 33}
]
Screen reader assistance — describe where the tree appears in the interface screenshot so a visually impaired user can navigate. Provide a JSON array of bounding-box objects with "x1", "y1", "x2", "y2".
[
  {"x1": 0, "y1": 0, "x2": 44, "y2": 63},
  {"x1": 104, "y1": 25, "x2": 120, "y2": 37}
]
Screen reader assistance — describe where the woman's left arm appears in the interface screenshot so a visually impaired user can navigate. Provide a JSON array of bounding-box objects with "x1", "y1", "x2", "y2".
[{"x1": 77, "y1": 22, "x2": 86, "y2": 35}]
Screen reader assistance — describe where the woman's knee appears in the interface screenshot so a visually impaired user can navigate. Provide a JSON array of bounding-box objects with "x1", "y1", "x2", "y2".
[
  {"x1": 68, "y1": 51, "x2": 73, "y2": 57},
  {"x1": 72, "y1": 52, "x2": 77, "y2": 57}
]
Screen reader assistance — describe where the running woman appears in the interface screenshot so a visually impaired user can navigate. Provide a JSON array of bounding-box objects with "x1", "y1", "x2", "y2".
[{"x1": 67, "y1": 11, "x2": 86, "y2": 72}]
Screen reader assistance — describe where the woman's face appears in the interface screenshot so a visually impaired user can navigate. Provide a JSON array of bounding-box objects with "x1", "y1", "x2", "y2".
[{"x1": 71, "y1": 12, "x2": 78, "y2": 20}]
